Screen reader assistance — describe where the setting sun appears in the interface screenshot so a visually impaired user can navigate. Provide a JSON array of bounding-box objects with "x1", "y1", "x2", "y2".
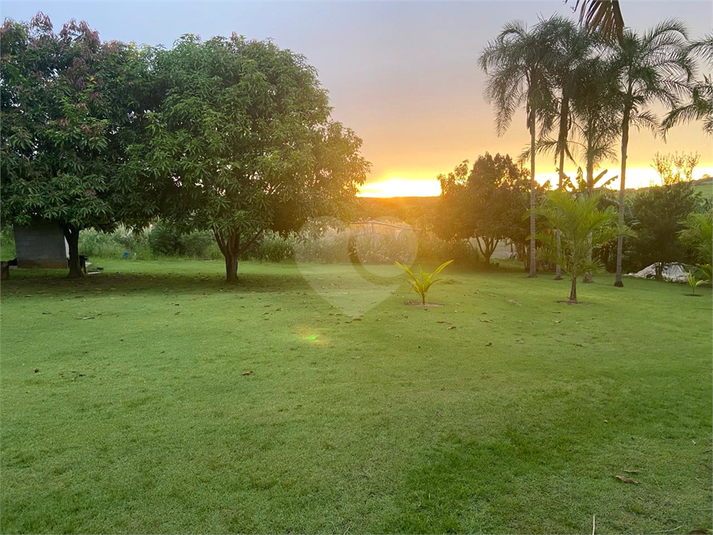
[
  {"x1": 357, "y1": 177, "x2": 442, "y2": 197},
  {"x1": 359, "y1": 166, "x2": 713, "y2": 198}
]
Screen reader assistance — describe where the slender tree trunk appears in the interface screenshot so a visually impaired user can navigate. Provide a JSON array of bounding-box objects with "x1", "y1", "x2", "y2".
[
  {"x1": 614, "y1": 110, "x2": 630, "y2": 287},
  {"x1": 555, "y1": 95, "x2": 569, "y2": 281},
  {"x1": 62, "y1": 224, "x2": 83, "y2": 279},
  {"x1": 529, "y1": 117, "x2": 537, "y2": 278},
  {"x1": 583, "y1": 161, "x2": 594, "y2": 283},
  {"x1": 569, "y1": 275, "x2": 578, "y2": 304},
  {"x1": 476, "y1": 237, "x2": 497, "y2": 267}
]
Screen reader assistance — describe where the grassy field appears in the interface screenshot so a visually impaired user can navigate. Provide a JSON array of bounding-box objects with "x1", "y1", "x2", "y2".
[{"x1": 1, "y1": 259, "x2": 711, "y2": 534}]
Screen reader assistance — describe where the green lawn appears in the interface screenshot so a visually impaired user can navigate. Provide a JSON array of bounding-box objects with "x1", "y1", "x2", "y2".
[{"x1": 1, "y1": 259, "x2": 711, "y2": 534}]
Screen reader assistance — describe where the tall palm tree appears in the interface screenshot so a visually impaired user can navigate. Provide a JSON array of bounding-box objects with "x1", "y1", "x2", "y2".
[
  {"x1": 479, "y1": 21, "x2": 556, "y2": 278},
  {"x1": 568, "y1": 55, "x2": 621, "y2": 283},
  {"x1": 566, "y1": 0, "x2": 625, "y2": 45},
  {"x1": 663, "y1": 34, "x2": 713, "y2": 136},
  {"x1": 536, "y1": 17, "x2": 596, "y2": 279},
  {"x1": 612, "y1": 21, "x2": 692, "y2": 287},
  {"x1": 570, "y1": 56, "x2": 621, "y2": 194}
]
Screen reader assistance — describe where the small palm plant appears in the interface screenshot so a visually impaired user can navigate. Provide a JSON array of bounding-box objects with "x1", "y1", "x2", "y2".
[
  {"x1": 686, "y1": 269, "x2": 707, "y2": 296},
  {"x1": 394, "y1": 260, "x2": 453, "y2": 305},
  {"x1": 532, "y1": 191, "x2": 631, "y2": 303}
]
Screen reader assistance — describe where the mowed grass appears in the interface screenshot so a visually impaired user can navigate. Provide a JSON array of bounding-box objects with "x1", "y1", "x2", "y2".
[{"x1": 1, "y1": 259, "x2": 711, "y2": 534}]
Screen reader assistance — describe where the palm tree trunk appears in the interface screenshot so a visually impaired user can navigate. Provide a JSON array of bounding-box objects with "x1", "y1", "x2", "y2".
[
  {"x1": 569, "y1": 275, "x2": 578, "y2": 304},
  {"x1": 583, "y1": 159, "x2": 594, "y2": 283},
  {"x1": 529, "y1": 117, "x2": 537, "y2": 278},
  {"x1": 614, "y1": 109, "x2": 630, "y2": 287},
  {"x1": 555, "y1": 95, "x2": 569, "y2": 281}
]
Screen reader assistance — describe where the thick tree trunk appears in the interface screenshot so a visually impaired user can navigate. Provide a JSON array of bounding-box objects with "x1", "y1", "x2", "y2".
[
  {"x1": 569, "y1": 276, "x2": 578, "y2": 304},
  {"x1": 224, "y1": 252, "x2": 239, "y2": 283},
  {"x1": 62, "y1": 224, "x2": 83, "y2": 279},
  {"x1": 614, "y1": 110, "x2": 630, "y2": 288},
  {"x1": 214, "y1": 228, "x2": 241, "y2": 283},
  {"x1": 529, "y1": 118, "x2": 537, "y2": 278},
  {"x1": 214, "y1": 228, "x2": 263, "y2": 283}
]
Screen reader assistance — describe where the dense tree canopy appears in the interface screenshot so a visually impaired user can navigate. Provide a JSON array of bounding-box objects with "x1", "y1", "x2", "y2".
[
  {"x1": 628, "y1": 182, "x2": 701, "y2": 278},
  {"x1": 1, "y1": 15, "x2": 369, "y2": 281},
  {"x1": 436, "y1": 154, "x2": 537, "y2": 266},
  {"x1": 0, "y1": 14, "x2": 156, "y2": 276},
  {"x1": 143, "y1": 35, "x2": 369, "y2": 281}
]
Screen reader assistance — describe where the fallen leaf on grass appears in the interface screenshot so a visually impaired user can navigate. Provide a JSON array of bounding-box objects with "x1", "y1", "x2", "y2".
[
  {"x1": 447, "y1": 326, "x2": 456, "y2": 330},
  {"x1": 623, "y1": 469, "x2": 641, "y2": 474},
  {"x1": 242, "y1": 370, "x2": 254, "y2": 376},
  {"x1": 485, "y1": 342, "x2": 493, "y2": 347},
  {"x1": 615, "y1": 475, "x2": 640, "y2": 485},
  {"x1": 479, "y1": 319, "x2": 493, "y2": 323},
  {"x1": 554, "y1": 320, "x2": 562, "y2": 324},
  {"x1": 516, "y1": 339, "x2": 524, "y2": 344}
]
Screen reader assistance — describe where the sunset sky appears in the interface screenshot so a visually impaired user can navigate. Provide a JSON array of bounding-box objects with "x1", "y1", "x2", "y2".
[{"x1": 4, "y1": 0, "x2": 711, "y2": 196}]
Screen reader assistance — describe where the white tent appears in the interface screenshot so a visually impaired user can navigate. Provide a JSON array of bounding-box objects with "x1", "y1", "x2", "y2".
[{"x1": 626, "y1": 262, "x2": 689, "y2": 283}]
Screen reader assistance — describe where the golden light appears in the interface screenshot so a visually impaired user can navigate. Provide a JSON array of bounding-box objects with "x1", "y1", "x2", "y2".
[
  {"x1": 357, "y1": 177, "x2": 441, "y2": 198},
  {"x1": 358, "y1": 166, "x2": 712, "y2": 198},
  {"x1": 537, "y1": 166, "x2": 713, "y2": 190}
]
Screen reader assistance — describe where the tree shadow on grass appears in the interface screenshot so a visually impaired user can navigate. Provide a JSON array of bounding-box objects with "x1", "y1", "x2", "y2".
[{"x1": 0, "y1": 268, "x2": 313, "y2": 297}]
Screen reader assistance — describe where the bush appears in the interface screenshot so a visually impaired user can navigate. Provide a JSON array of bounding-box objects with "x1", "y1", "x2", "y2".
[
  {"x1": 247, "y1": 232, "x2": 296, "y2": 262},
  {"x1": 79, "y1": 222, "x2": 220, "y2": 260},
  {"x1": 147, "y1": 221, "x2": 221, "y2": 259},
  {"x1": 416, "y1": 233, "x2": 479, "y2": 265},
  {"x1": 80, "y1": 227, "x2": 153, "y2": 259}
]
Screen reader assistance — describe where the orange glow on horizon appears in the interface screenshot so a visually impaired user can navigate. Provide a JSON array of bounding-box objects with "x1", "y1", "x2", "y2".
[
  {"x1": 358, "y1": 167, "x2": 713, "y2": 198},
  {"x1": 357, "y1": 178, "x2": 441, "y2": 198}
]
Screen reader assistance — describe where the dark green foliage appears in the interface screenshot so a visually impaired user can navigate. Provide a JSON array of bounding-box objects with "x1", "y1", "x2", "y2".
[
  {"x1": 144, "y1": 35, "x2": 369, "y2": 281},
  {"x1": 147, "y1": 221, "x2": 215, "y2": 258},
  {"x1": 435, "y1": 154, "x2": 542, "y2": 266},
  {"x1": 0, "y1": 14, "x2": 156, "y2": 276},
  {"x1": 629, "y1": 182, "x2": 701, "y2": 276}
]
